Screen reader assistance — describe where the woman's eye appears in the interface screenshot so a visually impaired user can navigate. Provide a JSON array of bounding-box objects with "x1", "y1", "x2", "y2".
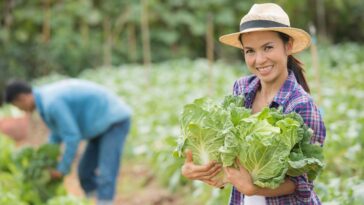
[
  {"x1": 264, "y1": 46, "x2": 273, "y2": 51},
  {"x1": 245, "y1": 49, "x2": 254, "y2": 54}
]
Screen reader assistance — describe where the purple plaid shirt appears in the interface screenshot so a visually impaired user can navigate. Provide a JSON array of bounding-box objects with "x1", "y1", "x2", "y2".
[{"x1": 229, "y1": 71, "x2": 326, "y2": 205}]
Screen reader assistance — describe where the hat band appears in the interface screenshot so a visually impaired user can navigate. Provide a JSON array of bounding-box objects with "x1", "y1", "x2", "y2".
[{"x1": 240, "y1": 20, "x2": 288, "y2": 31}]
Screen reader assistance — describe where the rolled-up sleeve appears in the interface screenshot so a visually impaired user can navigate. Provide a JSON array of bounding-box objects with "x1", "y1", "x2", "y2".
[{"x1": 288, "y1": 174, "x2": 314, "y2": 203}]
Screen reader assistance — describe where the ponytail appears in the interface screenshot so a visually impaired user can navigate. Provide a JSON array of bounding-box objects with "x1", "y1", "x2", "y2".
[
  {"x1": 278, "y1": 32, "x2": 311, "y2": 93},
  {"x1": 287, "y1": 55, "x2": 310, "y2": 93}
]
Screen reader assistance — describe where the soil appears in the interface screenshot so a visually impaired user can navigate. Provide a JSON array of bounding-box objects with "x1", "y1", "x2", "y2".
[{"x1": 13, "y1": 113, "x2": 184, "y2": 205}]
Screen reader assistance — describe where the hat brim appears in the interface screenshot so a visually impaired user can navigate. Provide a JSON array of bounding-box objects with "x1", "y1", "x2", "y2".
[{"x1": 219, "y1": 27, "x2": 311, "y2": 54}]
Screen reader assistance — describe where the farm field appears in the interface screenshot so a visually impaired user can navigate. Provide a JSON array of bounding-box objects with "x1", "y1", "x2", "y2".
[{"x1": 1, "y1": 43, "x2": 364, "y2": 204}]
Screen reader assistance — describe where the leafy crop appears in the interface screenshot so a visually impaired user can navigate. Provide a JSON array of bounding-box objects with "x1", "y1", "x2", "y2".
[
  {"x1": 0, "y1": 133, "x2": 88, "y2": 205},
  {"x1": 14, "y1": 144, "x2": 65, "y2": 204},
  {"x1": 46, "y1": 195, "x2": 90, "y2": 205},
  {"x1": 28, "y1": 46, "x2": 364, "y2": 204},
  {"x1": 177, "y1": 95, "x2": 325, "y2": 189}
]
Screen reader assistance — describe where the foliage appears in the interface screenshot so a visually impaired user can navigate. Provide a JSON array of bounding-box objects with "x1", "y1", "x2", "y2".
[
  {"x1": 177, "y1": 97, "x2": 232, "y2": 165},
  {"x1": 0, "y1": 190, "x2": 27, "y2": 205},
  {"x1": 232, "y1": 107, "x2": 323, "y2": 188},
  {"x1": 14, "y1": 144, "x2": 65, "y2": 204},
  {"x1": 299, "y1": 43, "x2": 364, "y2": 204},
  {"x1": 46, "y1": 195, "x2": 90, "y2": 205},
  {"x1": 0, "y1": 133, "x2": 16, "y2": 172},
  {"x1": 175, "y1": 96, "x2": 234, "y2": 185},
  {"x1": 75, "y1": 59, "x2": 243, "y2": 204},
  {"x1": 13, "y1": 43, "x2": 364, "y2": 204},
  {"x1": 1, "y1": 0, "x2": 364, "y2": 98},
  {"x1": 0, "y1": 104, "x2": 25, "y2": 118},
  {"x1": 177, "y1": 94, "x2": 324, "y2": 189},
  {"x1": 0, "y1": 133, "x2": 87, "y2": 205}
]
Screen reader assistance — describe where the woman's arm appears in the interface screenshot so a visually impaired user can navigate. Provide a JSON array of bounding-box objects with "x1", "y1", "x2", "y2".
[
  {"x1": 252, "y1": 178, "x2": 295, "y2": 197},
  {"x1": 224, "y1": 161, "x2": 295, "y2": 197}
]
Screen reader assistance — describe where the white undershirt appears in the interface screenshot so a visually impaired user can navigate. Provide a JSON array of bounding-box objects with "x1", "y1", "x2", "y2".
[{"x1": 244, "y1": 195, "x2": 266, "y2": 205}]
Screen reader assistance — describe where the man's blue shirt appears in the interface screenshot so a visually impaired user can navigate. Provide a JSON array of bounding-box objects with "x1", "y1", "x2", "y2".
[{"x1": 33, "y1": 79, "x2": 132, "y2": 174}]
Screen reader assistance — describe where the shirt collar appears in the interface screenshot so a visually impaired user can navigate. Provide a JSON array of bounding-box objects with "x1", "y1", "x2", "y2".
[
  {"x1": 243, "y1": 71, "x2": 298, "y2": 107},
  {"x1": 33, "y1": 88, "x2": 46, "y2": 119}
]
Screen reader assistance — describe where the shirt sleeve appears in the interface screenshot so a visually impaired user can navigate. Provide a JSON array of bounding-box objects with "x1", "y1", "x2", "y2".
[
  {"x1": 295, "y1": 100, "x2": 326, "y2": 146},
  {"x1": 289, "y1": 100, "x2": 326, "y2": 202},
  {"x1": 48, "y1": 132, "x2": 62, "y2": 144},
  {"x1": 49, "y1": 102, "x2": 82, "y2": 175}
]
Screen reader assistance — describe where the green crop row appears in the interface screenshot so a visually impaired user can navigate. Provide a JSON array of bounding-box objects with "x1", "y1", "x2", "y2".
[{"x1": 8, "y1": 43, "x2": 364, "y2": 204}]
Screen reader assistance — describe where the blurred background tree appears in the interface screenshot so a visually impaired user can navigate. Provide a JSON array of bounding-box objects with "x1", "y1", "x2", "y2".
[{"x1": 1, "y1": 0, "x2": 364, "y2": 101}]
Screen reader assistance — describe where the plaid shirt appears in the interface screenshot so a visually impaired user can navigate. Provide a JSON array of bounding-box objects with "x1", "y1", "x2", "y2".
[{"x1": 229, "y1": 71, "x2": 326, "y2": 205}]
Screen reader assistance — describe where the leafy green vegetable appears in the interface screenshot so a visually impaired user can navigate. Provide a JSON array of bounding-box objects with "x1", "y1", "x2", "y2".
[
  {"x1": 0, "y1": 133, "x2": 68, "y2": 205},
  {"x1": 16, "y1": 144, "x2": 66, "y2": 204},
  {"x1": 287, "y1": 125, "x2": 325, "y2": 180},
  {"x1": 176, "y1": 97, "x2": 238, "y2": 183},
  {"x1": 177, "y1": 95, "x2": 325, "y2": 189},
  {"x1": 0, "y1": 133, "x2": 16, "y2": 173},
  {"x1": 46, "y1": 195, "x2": 90, "y2": 205},
  {"x1": 0, "y1": 191, "x2": 27, "y2": 205},
  {"x1": 177, "y1": 97, "x2": 231, "y2": 164},
  {"x1": 0, "y1": 172, "x2": 22, "y2": 199},
  {"x1": 223, "y1": 105, "x2": 324, "y2": 188}
]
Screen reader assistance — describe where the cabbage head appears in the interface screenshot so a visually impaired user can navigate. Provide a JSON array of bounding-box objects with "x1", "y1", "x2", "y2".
[
  {"x1": 220, "y1": 107, "x2": 324, "y2": 189},
  {"x1": 176, "y1": 95, "x2": 324, "y2": 189},
  {"x1": 176, "y1": 97, "x2": 234, "y2": 165},
  {"x1": 175, "y1": 96, "x2": 244, "y2": 184}
]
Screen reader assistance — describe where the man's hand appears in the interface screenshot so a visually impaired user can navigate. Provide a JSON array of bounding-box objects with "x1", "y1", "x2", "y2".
[{"x1": 49, "y1": 169, "x2": 63, "y2": 180}]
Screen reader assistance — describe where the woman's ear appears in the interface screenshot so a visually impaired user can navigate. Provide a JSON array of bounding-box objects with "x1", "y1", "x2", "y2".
[{"x1": 285, "y1": 38, "x2": 293, "y2": 55}]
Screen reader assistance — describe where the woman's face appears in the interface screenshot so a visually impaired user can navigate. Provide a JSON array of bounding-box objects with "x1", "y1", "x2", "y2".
[{"x1": 241, "y1": 31, "x2": 292, "y2": 85}]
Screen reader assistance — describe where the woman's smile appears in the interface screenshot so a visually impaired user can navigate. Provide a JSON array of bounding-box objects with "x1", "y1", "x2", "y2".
[{"x1": 256, "y1": 65, "x2": 274, "y2": 76}]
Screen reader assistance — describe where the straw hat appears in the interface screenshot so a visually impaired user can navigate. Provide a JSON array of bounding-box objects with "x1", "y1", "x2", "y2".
[{"x1": 219, "y1": 3, "x2": 311, "y2": 54}]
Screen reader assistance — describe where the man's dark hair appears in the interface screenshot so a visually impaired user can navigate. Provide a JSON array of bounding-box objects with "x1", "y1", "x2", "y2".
[{"x1": 4, "y1": 80, "x2": 32, "y2": 103}]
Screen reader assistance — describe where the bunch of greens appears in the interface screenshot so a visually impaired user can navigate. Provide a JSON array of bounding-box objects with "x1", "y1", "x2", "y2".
[
  {"x1": 46, "y1": 195, "x2": 90, "y2": 205},
  {"x1": 0, "y1": 133, "x2": 68, "y2": 204},
  {"x1": 175, "y1": 97, "x2": 237, "y2": 183},
  {"x1": 0, "y1": 134, "x2": 16, "y2": 172},
  {"x1": 176, "y1": 95, "x2": 324, "y2": 189},
  {"x1": 14, "y1": 144, "x2": 66, "y2": 204}
]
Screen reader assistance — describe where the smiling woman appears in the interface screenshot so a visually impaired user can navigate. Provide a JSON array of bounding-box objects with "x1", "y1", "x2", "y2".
[
  {"x1": 181, "y1": 3, "x2": 326, "y2": 205},
  {"x1": 219, "y1": 3, "x2": 325, "y2": 205}
]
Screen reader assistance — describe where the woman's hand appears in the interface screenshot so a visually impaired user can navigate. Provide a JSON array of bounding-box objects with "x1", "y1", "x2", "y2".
[
  {"x1": 224, "y1": 159, "x2": 257, "y2": 196},
  {"x1": 181, "y1": 150, "x2": 225, "y2": 188}
]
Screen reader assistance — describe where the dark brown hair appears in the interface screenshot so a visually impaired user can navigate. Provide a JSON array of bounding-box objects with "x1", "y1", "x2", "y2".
[
  {"x1": 4, "y1": 80, "x2": 32, "y2": 103},
  {"x1": 277, "y1": 32, "x2": 310, "y2": 93},
  {"x1": 238, "y1": 32, "x2": 311, "y2": 93}
]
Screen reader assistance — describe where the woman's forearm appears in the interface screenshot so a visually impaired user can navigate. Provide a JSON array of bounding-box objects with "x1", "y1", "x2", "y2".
[{"x1": 249, "y1": 178, "x2": 296, "y2": 197}]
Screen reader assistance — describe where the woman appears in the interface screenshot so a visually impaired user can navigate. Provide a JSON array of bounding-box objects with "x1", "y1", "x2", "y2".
[{"x1": 182, "y1": 3, "x2": 326, "y2": 205}]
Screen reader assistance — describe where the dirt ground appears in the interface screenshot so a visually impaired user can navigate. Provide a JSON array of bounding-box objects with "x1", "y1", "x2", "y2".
[{"x1": 13, "y1": 114, "x2": 184, "y2": 205}]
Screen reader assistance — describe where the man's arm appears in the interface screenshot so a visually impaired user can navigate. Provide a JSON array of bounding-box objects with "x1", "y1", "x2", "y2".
[
  {"x1": 49, "y1": 102, "x2": 82, "y2": 175},
  {"x1": 48, "y1": 132, "x2": 61, "y2": 144}
]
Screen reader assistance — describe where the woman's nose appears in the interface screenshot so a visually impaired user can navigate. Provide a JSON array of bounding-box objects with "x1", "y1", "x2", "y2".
[{"x1": 255, "y1": 51, "x2": 267, "y2": 65}]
